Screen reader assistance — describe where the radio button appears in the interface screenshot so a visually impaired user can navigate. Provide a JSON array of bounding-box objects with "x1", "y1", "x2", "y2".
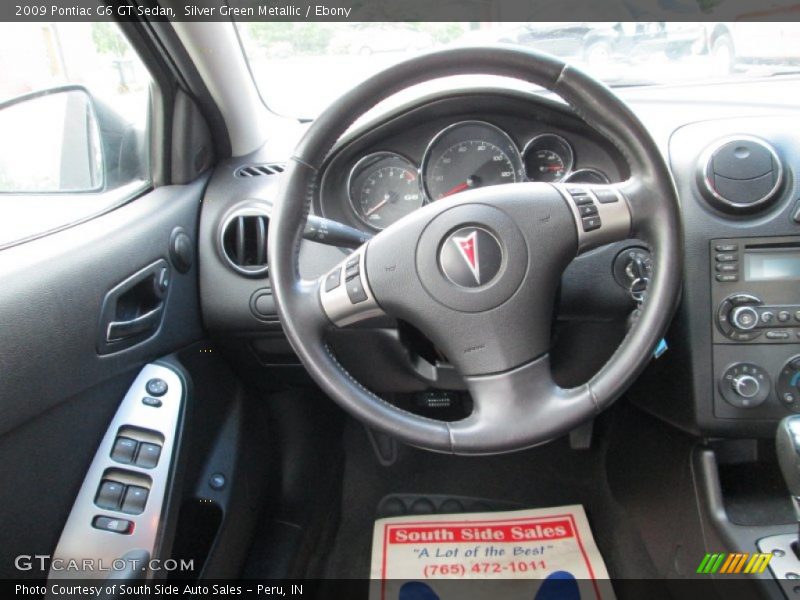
[
  {"x1": 731, "y1": 306, "x2": 759, "y2": 330},
  {"x1": 766, "y1": 330, "x2": 790, "y2": 340},
  {"x1": 716, "y1": 253, "x2": 738, "y2": 262},
  {"x1": 761, "y1": 311, "x2": 775, "y2": 324},
  {"x1": 715, "y1": 244, "x2": 739, "y2": 252},
  {"x1": 716, "y1": 263, "x2": 738, "y2": 273},
  {"x1": 795, "y1": 310, "x2": 800, "y2": 322},
  {"x1": 716, "y1": 274, "x2": 738, "y2": 282},
  {"x1": 779, "y1": 311, "x2": 792, "y2": 323}
]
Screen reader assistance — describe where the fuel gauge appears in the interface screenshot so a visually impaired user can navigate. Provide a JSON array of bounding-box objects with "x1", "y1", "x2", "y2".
[{"x1": 523, "y1": 134, "x2": 574, "y2": 183}]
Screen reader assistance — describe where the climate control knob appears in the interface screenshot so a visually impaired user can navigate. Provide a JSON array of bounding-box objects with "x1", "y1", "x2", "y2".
[
  {"x1": 731, "y1": 374, "x2": 760, "y2": 398},
  {"x1": 719, "y1": 362, "x2": 770, "y2": 409}
]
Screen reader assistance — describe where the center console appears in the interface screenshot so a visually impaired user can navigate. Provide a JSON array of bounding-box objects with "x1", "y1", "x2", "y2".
[{"x1": 712, "y1": 236, "x2": 800, "y2": 420}]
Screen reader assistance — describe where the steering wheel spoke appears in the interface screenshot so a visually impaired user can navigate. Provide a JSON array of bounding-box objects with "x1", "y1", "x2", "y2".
[
  {"x1": 452, "y1": 355, "x2": 595, "y2": 454},
  {"x1": 319, "y1": 244, "x2": 385, "y2": 327}
]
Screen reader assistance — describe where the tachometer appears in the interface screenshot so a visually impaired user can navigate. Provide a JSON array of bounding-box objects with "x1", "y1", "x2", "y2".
[
  {"x1": 523, "y1": 134, "x2": 574, "y2": 183},
  {"x1": 348, "y1": 152, "x2": 423, "y2": 230},
  {"x1": 422, "y1": 121, "x2": 523, "y2": 201}
]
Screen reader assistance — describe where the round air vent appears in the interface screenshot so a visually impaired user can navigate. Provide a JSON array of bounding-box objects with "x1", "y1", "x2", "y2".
[
  {"x1": 698, "y1": 136, "x2": 783, "y2": 214},
  {"x1": 219, "y1": 203, "x2": 270, "y2": 277}
]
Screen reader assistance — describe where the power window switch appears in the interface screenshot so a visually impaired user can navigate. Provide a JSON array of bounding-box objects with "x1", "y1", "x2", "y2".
[
  {"x1": 135, "y1": 443, "x2": 162, "y2": 469},
  {"x1": 142, "y1": 396, "x2": 162, "y2": 408},
  {"x1": 93, "y1": 516, "x2": 133, "y2": 534},
  {"x1": 111, "y1": 437, "x2": 138, "y2": 464},
  {"x1": 95, "y1": 480, "x2": 125, "y2": 511},
  {"x1": 121, "y1": 485, "x2": 149, "y2": 515}
]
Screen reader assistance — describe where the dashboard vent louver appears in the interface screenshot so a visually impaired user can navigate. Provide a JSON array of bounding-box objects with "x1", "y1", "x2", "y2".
[
  {"x1": 220, "y1": 206, "x2": 270, "y2": 277},
  {"x1": 235, "y1": 163, "x2": 285, "y2": 178}
]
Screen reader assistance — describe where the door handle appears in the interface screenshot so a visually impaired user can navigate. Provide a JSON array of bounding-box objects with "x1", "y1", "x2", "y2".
[
  {"x1": 97, "y1": 259, "x2": 170, "y2": 354},
  {"x1": 106, "y1": 305, "x2": 164, "y2": 342}
]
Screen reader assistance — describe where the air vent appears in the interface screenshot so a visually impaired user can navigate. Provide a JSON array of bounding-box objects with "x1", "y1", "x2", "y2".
[
  {"x1": 699, "y1": 136, "x2": 783, "y2": 214},
  {"x1": 219, "y1": 205, "x2": 270, "y2": 277},
  {"x1": 235, "y1": 163, "x2": 285, "y2": 178}
]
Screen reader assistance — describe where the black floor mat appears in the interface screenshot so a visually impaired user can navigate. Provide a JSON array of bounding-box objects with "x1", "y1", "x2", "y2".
[{"x1": 321, "y1": 417, "x2": 658, "y2": 582}]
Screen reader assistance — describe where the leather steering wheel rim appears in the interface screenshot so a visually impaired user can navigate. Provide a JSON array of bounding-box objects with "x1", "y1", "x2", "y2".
[{"x1": 268, "y1": 46, "x2": 682, "y2": 455}]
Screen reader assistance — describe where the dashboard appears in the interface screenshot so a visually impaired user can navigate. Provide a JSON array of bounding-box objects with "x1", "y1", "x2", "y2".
[
  {"x1": 317, "y1": 92, "x2": 628, "y2": 233},
  {"x1": 199, "y1": 76, "x2": 800, "y2": 440}
]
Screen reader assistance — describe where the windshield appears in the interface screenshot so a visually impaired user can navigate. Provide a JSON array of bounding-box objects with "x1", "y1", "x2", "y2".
[{"x1": 236, "y1": 22, "x2": 800, "y2": 118}]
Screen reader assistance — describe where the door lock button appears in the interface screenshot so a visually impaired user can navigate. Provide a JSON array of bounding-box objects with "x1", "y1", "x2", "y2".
[{"x1": 93, "y1": 516, "x2": 133, "y2": 534}]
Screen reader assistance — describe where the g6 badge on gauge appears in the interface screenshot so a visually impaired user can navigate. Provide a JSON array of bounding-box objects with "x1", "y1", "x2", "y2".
[{"x1": 348, "y1": 152, "x2": 423, "y2": 230}]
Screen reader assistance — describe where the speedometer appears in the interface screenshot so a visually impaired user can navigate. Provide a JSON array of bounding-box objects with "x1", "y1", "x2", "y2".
[{"x1": 422, "y1": 121, "x2": 524, "y2": 201}]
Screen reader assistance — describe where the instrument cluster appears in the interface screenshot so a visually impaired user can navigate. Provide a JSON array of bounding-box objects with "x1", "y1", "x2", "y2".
[{"x1": 346, "y1": 120, "x2": 612, "y2": 231}]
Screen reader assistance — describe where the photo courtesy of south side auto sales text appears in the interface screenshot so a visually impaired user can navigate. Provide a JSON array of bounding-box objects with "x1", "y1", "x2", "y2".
[
  {"x1": 15, "y1": 584, "x2": 304, "y2": 597},
  {"x1": 17, "y1": 3, "x2": 351, "y2": 18}
]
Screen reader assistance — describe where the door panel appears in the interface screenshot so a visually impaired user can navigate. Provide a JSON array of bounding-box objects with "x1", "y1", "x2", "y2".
[{"x1": 0, "y1": 179, "x2": 206, "y2": 578}]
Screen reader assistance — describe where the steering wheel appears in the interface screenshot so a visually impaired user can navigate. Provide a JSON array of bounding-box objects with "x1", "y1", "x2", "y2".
[{"x1": 268, "y1": 47, "x2": 682, "y2": 455}]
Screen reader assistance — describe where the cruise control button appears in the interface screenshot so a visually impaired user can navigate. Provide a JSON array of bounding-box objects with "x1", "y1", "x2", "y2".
[
  {"x1": 145, "y1": 378, "x2": 168, "y2": 397},
  {"x1": 324, "y1": 269, "x2": 341, "y2": 292},
  {"x1": 346, "y1": 276, "x2": 368, "y2": 304},
  {"x1": 111, "y1": 437, "x2": 138, "y2": 465},
  {"x1": 142, "y1": 396, "x2": 162, "y2": 408},
  {"x1": 95, "y1": 480, "x2": 125, "y2": 511},
  {"x1": 581, "y1": 216, "x2": 601, "y2": 232},
  {"x1": 121, "y1": 486, "x2": 149, "y2": 515},
  {"x1": 93, "y1": 516, "x2": 133, "y2": 534}
]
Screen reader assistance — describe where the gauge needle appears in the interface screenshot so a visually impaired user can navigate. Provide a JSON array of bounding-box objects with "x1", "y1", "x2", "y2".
[
  {"x1": 364, "y1": 197, "x2": 389, "y2": 217},
  {"x1": 441, "y1": 182, "x2": 470, "y2": 198}
]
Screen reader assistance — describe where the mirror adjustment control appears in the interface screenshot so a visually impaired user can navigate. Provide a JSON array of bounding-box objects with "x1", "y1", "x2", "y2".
[
  {"x1": 145, "y1": 378, "x2": 168, "y2": 397},
  {"x1": 92, "y1": 516, "x2": 133, "y2": 534},
  {"x1": 95, "y1": 480, "x2": 125, "y2": 511}
]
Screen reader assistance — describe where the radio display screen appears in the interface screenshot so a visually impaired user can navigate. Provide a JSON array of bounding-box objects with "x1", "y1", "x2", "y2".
[{"x1": 744, "y1": 249, "x2": 800, "y2": 281}]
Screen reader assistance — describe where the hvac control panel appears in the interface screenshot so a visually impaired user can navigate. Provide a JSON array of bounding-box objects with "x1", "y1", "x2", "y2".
[{"x1": 711, "y1": 237, "x2": 800, "y2": 419}]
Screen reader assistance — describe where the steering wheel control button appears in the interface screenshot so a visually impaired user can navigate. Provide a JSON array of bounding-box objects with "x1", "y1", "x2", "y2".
[
  {"x1": 439, "y1": 227, "x2": 502, "y2": 288},
  {"x1": 345, "y1": 257, "x2": 360, "y2": 281},
  {"x1": 578, "y1": 204, "x2": 598, "y2": 217},
  {"x1": 346, "y1": 276, "x2": 369, "y2": 304},
  {"x1": 324, "y1": 269, "x2": 341, "y2": 292},
  {"x1": 145, "y1": 378, "x2": 168, "y2": 397},
  {"x1": 95, "y1": 480, "x2": 125, "y2": 511},
  {"x1": 121, "y1": 485, "x2": 149, "y2": 515},
  {"x1": 111, "y1": 437, "x2": 138, "y2": 465},
  {"x1": 593, "y1": 188, "x2": 619, "y2": 204},
  {"x1": 142, "y1": 396, "x2": 162, "y2": 408},
  {"x1": 135, "y1": 443, "x2": 162, "y2": 469},
  {"x1": 720, "y1": 363, "x2": 770, "y2": 409},
  {"x1": 581, "y1": 216, "x2": 602, "y2": 232},
  {"x1": 92, "y1": 516, "x2": 133, "y2": 535}
]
